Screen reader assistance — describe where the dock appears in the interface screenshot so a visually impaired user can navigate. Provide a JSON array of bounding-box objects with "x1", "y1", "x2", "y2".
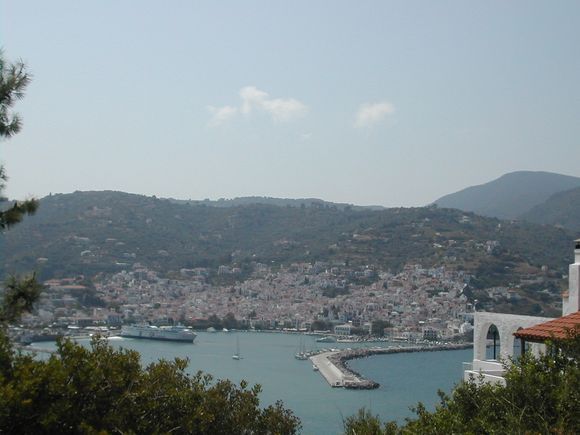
[
  {"x1": 311, "y1": 343, "x2": 471, "y2": 389},
  {"x1": 310, "y1": 351, "x2": 378, "y2": 389},
  {"x1": 310, "y1": 351, "x2": 346, "y2": 387}
]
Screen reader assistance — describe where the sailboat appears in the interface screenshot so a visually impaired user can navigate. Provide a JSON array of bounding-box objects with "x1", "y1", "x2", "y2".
[
  {"x1": 294, "y1": 336, "x2": 308, "y2": 360},
  {"x1": 232, "y1": 335, "x2": 242, "y2": 360}
]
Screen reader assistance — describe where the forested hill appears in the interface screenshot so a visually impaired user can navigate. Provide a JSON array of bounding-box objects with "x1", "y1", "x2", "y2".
[
  {"x1": 520, "y1": 187, "x2": 580, "y2": 233},
  {"x1": 434, "y1": 171, "x2": 580, "y2": 220},
  {"x1": 0, "y1": 191, "x2": 574, "y2": 290},
  {"x1": 170, "y1": 196, "x2": 385, "y2": 210}
]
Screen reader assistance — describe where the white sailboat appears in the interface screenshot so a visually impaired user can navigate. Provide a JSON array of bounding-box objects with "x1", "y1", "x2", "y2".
[
  {"x1": 232, "y1": 335, "x2": 242, "y2": 360},
  {"x1": 295, "y1": 336, "x2": 308, "y2": 360}
]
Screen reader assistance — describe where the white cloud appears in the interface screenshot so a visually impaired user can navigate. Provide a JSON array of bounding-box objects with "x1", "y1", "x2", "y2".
[
  {"x1": 207, "y1": 105, "x2": 238, "y2": 127},
  {"x1": 239, "y1": 86, "x2": 269, "y2": 115},
  {"x1": 209, "y1": 86, "x2": 307, "y2": 125},
  {"x1": 354, "y1": 102, "x2": 395, "y2": 128},
  {"x1": 262, "y1": 97, "x2": 308, "y2": 122}
]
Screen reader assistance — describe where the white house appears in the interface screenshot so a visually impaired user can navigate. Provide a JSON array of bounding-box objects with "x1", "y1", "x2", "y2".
[{"x1": 464, "y1": 239, "x2": 580, "y2": 385}]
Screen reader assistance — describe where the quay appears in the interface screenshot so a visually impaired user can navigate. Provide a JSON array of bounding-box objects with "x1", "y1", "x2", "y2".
[
  {"x1": 311, "y1": 343, "x2": 472, "y2": 389},
  {"x1": 310, "y1": 350, "x2": 379, "y2": 389}
]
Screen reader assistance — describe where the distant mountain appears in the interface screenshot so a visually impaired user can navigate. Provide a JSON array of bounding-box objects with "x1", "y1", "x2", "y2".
[
  {"x1": 434, "y1": 171, "x2": 580, "y2": 220},
  {"x1": 169, "y1": 196, "x2": 385, "y2": 211},
  {"x1": 520, "y1": 187, "x2": 580, "y2": 233}
]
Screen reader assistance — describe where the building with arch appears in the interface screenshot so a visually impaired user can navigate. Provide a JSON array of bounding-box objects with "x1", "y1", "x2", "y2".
[{"x1": 464, "y1": 239, "x2": 580, "y2": 385}]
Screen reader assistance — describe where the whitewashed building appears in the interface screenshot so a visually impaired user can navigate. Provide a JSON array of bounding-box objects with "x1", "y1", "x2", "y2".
[{"x1": 464, "y1": 239, "x2": 580, "y2": 385}]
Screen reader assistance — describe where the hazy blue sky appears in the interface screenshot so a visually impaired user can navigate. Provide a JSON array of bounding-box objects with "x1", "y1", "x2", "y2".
[{"x1": 1, "y1": 1, "x2": 579, "y2": 207}]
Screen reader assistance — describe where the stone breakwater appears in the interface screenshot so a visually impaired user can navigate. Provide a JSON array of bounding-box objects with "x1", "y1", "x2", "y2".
[{"x1": 311, "y1": 343, "x2": 472, "y2": 389}]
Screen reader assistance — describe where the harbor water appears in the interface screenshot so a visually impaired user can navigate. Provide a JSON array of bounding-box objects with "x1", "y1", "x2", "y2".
[{"x1": 35, "y1": 332, "x2": 472, "y2": 435}]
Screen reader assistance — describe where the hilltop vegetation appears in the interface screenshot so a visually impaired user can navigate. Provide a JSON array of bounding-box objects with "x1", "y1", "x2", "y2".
[
  {"x1": 520, "y1": 186, "x2": 580, "y2": 233},
  {"x1": 434, "y1": 171, "x2": 580, "y2": 220},
  {"x1": 0, "y1": 191, "x2": 573, "y2": 313},
  {"x1": 171, "y1": 195, "x2": 384, "y2": 211}
]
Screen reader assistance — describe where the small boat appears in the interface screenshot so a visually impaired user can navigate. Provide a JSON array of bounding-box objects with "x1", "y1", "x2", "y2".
[
  {"x1": 312, "y1": 364, "x2": 319, "y2": 371},
  {"x1": 232, "y1": 336, "x2": 242, "y2": 360}
]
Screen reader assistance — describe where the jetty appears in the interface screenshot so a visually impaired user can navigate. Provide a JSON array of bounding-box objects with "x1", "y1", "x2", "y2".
[
  {"x1": 311, "y1": 343, "x2": 471, "y2": 389},
  {"x1": 310, "y1": 350, "x2": 379, "y2": 389}
]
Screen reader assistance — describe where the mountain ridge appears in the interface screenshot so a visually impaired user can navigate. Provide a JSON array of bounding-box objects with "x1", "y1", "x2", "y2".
[
  {"x1": 520, "y1": 186, "x2": 580, "y2": 233},
  {"x1": 434, "y1": 171, "x2": 580, "y2": 220}
]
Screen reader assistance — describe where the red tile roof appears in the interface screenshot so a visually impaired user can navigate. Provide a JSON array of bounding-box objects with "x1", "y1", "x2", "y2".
[{"x1": 513, "y1": 311, "x2": 580, "y2": 342}]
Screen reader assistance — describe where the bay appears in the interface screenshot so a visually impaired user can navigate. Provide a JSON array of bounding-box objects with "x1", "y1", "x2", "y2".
[{"x1": 35, "y1": 332, "x2": 472, "y2": 435}]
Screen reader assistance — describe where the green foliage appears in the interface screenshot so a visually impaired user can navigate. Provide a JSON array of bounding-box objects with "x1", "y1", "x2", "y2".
[
  {"x1": 223, "y1": 312, "x2": 240, "y2": 330},
  {"x1": 322, "y1": 286, "x2": 350, "y2": 298},
  {"x1": 343, "y1": 329, "x2": 580, "y2": 435},
  {"x1": 0, "y1": 51, "x2": 38, "y2": 229},
  {"x1": 0, "y1": 335, "x2": 301, "y2": 434},
  {"x1": 370, "y1": 320, "x2": 392, "y2": 337},
  {"x1": 310, "y1": 319, "x2": 334, "y2": 331},
  {"x1": 0, "y1": 49, "x2": 30, "y2": 139},
  {"x1": 343, "y1": 409, "x2": 398, "y2": 435},
  {"x1": 0, "y1": 273, "x2": 43, "y2": 323}
]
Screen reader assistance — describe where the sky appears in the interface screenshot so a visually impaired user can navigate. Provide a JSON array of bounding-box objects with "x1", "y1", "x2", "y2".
[{"x1": 1, "y1": 1, "x2": 579, "y2": 207}]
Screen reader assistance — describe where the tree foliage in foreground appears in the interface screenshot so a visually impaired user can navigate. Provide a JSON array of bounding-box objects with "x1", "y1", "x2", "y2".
[
  {"x1": 0, "y1": 335, "x2": 301, "y2": 434},
  {"x1": 0, "y1": 49, "x2": 38, "y2": 230},
  {"x1": 344, "y1": 329, "x2": 580, "y2": 435}
]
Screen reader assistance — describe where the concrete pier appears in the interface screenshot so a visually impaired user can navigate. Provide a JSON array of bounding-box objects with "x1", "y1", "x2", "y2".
[
  {"x1": 310, "y1": 351, "x2": 378, "y2": 389},
  {"x1": 310, "y1": 351, "x2": 349, "y2": 387},
  {"x1": 311, "y1": 343, "x2": 471, "y2": 389}
]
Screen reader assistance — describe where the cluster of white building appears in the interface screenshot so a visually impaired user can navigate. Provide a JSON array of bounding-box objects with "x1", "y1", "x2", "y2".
[{"x1": 20, "y1": 260, "x2": 474, "y2": 341}]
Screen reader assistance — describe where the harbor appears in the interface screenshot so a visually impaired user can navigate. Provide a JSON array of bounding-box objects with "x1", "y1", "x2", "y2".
[{"x1": 18, "y1": 331, "x2": 472, "y2": 434}]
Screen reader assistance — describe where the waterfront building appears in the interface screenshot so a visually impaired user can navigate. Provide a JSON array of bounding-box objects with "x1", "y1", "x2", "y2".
[{"x1": 334, "y1": 323, "x2": 353, "y2": 336}]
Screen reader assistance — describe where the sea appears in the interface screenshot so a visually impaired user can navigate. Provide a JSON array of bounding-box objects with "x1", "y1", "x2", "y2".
[{"x1": 35, "y1": 332, "x2": 472, "y2": 435}]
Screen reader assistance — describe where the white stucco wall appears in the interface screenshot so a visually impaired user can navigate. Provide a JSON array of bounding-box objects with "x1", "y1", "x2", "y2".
[
  {"x1": 473, "y1": 312, "x2": 553, "y2": 361},
  {"x1": 565, "y1": 261, "x2": 580, "y2": 315}
]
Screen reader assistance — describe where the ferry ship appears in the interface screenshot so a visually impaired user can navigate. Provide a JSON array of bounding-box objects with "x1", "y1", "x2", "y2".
[
  {"x1": 316, "y1": 336, "x2": 337, "y2": 343},
  {"x1": 120, "y1": 325, "x2": 196, "y2": 343}
]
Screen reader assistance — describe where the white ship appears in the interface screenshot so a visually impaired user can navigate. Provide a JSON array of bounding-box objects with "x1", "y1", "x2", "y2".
[
  {"x1": 316, "y1": 336, "x2": 337, "y2": 343},
  {"x1": 120, "y1": 325, "x2": 196, "y2": 343}
]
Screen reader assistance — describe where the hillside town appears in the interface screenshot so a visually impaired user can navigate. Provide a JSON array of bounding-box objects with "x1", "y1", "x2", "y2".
[{"x1": 16, "y1": 261, "x2": 478, "y2": 342}]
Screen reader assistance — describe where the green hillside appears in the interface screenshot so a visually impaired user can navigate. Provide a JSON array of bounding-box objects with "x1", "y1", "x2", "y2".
[
  {"x1": 434, "y1": 171, "x2": 580, "y2": 219},
  {"x1": 170, "y1": 196, "x2": 385, "y2": 210},
  {"x1": 0, "y1": 191, "x2": 573, "y2": 299},
  {"x1": 520, "y1": 187, "x2": 580, "y2": 233}
]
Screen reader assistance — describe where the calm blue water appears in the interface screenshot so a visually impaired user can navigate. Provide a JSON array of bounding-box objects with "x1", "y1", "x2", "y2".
[{"x1": 35, "y1": 332, "x2": 472, "y2": 435}]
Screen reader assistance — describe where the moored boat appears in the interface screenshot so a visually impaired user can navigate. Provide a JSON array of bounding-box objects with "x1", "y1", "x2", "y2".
[
  {"x1": 120, "y1": 325, "x2": 196, "y2": 343},
  {"x1": 316, "y1": 336, "x2": 337, "y2": 343}
]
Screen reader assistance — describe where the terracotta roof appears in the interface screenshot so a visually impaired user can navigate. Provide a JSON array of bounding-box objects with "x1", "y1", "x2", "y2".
[{"x1": 513, "y1": 311, "x2": 580, "y2": 342}]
